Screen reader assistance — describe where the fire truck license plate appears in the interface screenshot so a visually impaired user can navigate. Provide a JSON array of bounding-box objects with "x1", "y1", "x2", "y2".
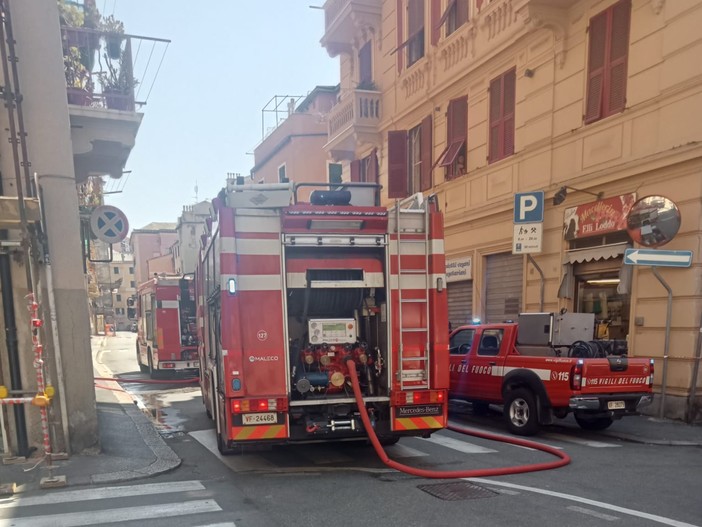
[
  {"x1": 608, "y1": 400, "x2": 625, "y2": 410},
  {"x1": 242, "y1": 412, "x2": 277, "y2": 425}
]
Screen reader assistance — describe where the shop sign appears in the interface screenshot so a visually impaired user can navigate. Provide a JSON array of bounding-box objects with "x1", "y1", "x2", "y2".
[
  {"x1": 446, "y1": 256, "x2": 472, "y2": 282},
  {"x1": 563, "y1": 193, "x2": 636, "y2": 240},
  {"x1": 513, "y1": 223, "x2": 543, "y2": 254}
]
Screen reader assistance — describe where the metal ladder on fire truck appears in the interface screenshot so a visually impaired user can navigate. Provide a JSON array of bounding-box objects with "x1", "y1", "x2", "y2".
[{"x1": 394, "y1": 193, "x2": 431, "y2": 390}]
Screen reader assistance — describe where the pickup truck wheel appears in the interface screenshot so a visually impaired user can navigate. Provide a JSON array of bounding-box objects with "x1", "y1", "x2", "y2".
[
  {"x1": 575, "y1": 414, "x2": 614, "y2": 431},
  {"x1": 504, "y1": 388, "x2": 539, "y2": 436}
]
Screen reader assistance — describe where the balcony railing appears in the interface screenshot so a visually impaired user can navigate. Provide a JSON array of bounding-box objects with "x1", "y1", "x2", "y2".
[
  {"x1": 328, "y1": 89, "x2": 381, "y2": 139},
  {"x1": 61, "y1": 26, "x2": 169, "y2": 112}
]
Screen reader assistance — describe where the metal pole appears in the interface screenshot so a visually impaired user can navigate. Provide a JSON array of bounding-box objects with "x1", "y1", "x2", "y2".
[
  {"x1": 686, "y1": 309, "x2": 702, "y2": 423},
  {"x1": 527, "y1": 254, "x2": 544, "y2": 312},
  {"x1": 652, "y1": 266, "x2": 672, "y2": 419}
]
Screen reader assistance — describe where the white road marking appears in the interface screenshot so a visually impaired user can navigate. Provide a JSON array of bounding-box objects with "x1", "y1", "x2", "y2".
[
  {"x1": 190, "y1": 429, "x2": 277, "y2": 471},
  {"x1": 385, "y1": 443, "x2": 429, "y2": 458},
  {"x1": 194, "y1": 524, "x2": 237, "y2": 527},
  {"x1": 568, "y1": 505, "x2": 620, "y2": 521},
  {"x1": 544, "y1": 432, "x2": 621, "y2": 448},
  {"x1": 417, "y1": 435, "x2": 497, "y2": 454},
  {"x1": 0, "y1": 500, "x2": 221, "y2": 527},
  {"x1": 0, "y1": 480, "x2": 205, "y2": 508},
  {"x1": 468, "y1": 478, "x2": 699, "y2": 527}
]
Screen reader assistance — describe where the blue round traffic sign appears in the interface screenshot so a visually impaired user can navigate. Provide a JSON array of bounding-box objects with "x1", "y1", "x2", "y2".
[{"x1": 90, "y1": 205, "x2": 129, "y2": 244}]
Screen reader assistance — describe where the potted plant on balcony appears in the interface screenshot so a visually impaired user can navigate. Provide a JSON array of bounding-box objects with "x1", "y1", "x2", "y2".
[
  {"x1": 100, "y1": 15, "x2": 125, "y2": 60},
  {"x1": 98, "y1": 52, "x2": 137, "y2": 111},
  {"x1": 64, "y1": 47, "x2": 94, "y2": 106}
]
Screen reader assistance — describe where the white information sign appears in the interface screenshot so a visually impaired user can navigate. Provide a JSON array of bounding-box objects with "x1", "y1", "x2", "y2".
[
  {"x1": 446, "y1": 256, "x2": 472, "y2": 282},
  {"x1": 512, "y1": 223, "x2": 543, "y2": 254}
]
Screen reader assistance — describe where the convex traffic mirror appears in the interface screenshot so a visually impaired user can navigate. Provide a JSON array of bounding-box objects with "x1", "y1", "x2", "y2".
[{"x1": 626, "y1": 195, "x2": 681, "y2": 247}]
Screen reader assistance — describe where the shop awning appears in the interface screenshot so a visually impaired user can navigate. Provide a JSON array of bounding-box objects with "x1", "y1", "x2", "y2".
[{"x1": 565, "y1": 242, "x2": 630, "y2": 264}]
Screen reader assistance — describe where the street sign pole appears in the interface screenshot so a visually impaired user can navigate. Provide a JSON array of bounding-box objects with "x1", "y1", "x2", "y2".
[{"x1": 652, "y1": 266, "x2": 673, "y2": 419}]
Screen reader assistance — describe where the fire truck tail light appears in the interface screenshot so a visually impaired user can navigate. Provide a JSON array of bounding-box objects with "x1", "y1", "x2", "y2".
[
  {"x1": 231, "y1": 398, "x2": 285, "y2": 414},
  {"x1": 570, "y1": 360, "x2": 583, "y2": 390},
  {"x1": 649, "y1": 359, "x2": 655, "y2": 387},
  {"x1": 232, "y1": 400, "x2": 242, "y2": 413}
]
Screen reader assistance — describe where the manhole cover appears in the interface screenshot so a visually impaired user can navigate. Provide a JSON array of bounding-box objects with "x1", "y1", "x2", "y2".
[{"x1": 417, "y1": 481, "x2": 498, "y2": 501}]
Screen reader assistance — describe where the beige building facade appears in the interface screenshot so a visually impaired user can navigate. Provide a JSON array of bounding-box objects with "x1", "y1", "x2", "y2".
[{"x1": 321, "y1": 0, "x2": 702, "y2": 421}]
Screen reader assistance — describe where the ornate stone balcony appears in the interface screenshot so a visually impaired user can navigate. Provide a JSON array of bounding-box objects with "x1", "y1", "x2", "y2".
[
  {"x1": 325, "y1": 89, "x2": 382, "y2": 160},
  {"x1": 320, "y1": 0, "x2": 381, "y2": 57}
]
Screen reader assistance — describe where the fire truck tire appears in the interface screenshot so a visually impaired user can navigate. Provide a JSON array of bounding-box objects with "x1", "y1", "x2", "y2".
[
  {"x1": 574, "y1": 414, "x2": 614, "y2": 431},
  {"x1": 504, "y1": 388, "x2": 539, "y2": 436},
  {"x1": 376, "y1": 435, "x2": 400, "y2": 446},
  {"x1": 217, "y1": 429, "x2": 235, "y2": 455}
]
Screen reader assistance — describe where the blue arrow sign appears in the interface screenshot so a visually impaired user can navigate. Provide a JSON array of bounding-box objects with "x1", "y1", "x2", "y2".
[{"x1": 624, "y1": 248, "x2": 692, "y2": 267}]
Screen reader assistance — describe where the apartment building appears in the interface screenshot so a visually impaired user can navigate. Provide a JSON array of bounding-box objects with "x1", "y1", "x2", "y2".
[
  {"x1": 0, "y1": 0, "x2": 163, "y2": 457},
  {"x1": 320, "y1": 0, "x2": 701, "y2": 421}
]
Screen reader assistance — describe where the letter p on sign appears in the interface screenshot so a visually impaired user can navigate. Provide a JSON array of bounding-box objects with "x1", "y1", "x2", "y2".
[{"x1": 514, "y1": 191, "x2": 544, "y2": 223}]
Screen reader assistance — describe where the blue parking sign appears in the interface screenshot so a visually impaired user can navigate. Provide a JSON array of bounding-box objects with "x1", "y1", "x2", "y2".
[{"x1": 514, "y1": 191, "x2": 544, "y2": 223}]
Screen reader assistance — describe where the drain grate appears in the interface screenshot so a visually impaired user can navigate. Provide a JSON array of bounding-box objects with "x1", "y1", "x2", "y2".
[{"x1": 417, "y1": 481, "x2": 498, "y2": 501}]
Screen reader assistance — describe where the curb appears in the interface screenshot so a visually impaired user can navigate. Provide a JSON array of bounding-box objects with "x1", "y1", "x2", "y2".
[
  {"x1": 91, "y1": 403, "x2": 181, "y2": 484},
  {"x1": 601, "y1": 431, "x2": 702, "y2": 447}
]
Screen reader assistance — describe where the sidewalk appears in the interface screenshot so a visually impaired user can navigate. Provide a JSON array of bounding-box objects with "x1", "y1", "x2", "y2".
[{"x1": 1, "y1": 335, "x2": 181, "y2": 494}]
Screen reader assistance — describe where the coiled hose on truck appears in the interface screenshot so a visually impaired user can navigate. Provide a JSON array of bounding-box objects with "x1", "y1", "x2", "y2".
[{"x1": 346, "y1": 360, "x2": 570, "y2": 479}]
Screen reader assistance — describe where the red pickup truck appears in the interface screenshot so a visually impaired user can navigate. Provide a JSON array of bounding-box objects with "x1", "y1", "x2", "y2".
[{"x1": 449, "y1": 315, "x2": 654, "y2": 435}]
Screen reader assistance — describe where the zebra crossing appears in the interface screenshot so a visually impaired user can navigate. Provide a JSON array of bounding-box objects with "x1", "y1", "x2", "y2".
[
  {"x1": 189, "y1": 424, "x2": 621, "y2": 473},
  {"x1": 0, "y1": 480, "x2": 233, "y2": 527}
]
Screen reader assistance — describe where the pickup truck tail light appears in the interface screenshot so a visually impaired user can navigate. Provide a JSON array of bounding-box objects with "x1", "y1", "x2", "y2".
[
  {"x1": 570, "y1": 360, "x2": 584, "y2": 390},
  {"x1": 649, "y1": 359, "x2": 655, "y2": 387}
]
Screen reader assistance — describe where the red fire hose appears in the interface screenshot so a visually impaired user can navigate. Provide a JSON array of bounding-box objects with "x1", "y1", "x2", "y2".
[{"x1": 346, "y1": 360, "x2": 570, "y2": 479}]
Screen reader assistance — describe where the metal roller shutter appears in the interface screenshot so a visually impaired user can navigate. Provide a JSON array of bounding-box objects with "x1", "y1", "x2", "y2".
[
  {"x1": 486, "y1": 253, "x2": 523, "y2": 323},
  {"x1": 447, "y1": 280, "x2": 472, "y2": 329}
]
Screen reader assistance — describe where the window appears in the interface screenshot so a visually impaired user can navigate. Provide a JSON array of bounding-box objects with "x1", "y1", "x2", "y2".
[
  {"x1": 350, "y1": 149, "x2": 378, "y2": 184},
  {"x1": 129, "y1": 266, "x2": 134, "y2": 274},
  {"x1": 278, "y1": 164, "x2": 287, "y2": 183},
  {"x1": 115, "y1": 308, "x2": 125, "y2": 316},
  {"x1": 584, "y1": 0, "x2": 631, "y2": 124},
  {"x1": 397, "y1": 0, "x2": 424, "y2": 71},
  {"x1": 449, "y1": 328, "x2": 475, "y2": 355},
  {"x1": 387, "y1": 115, "x2": 432, "y2": 198},
  {"x1": 116, "y1": 294, "x2": 122, "y2": 302},
  {"x1": 130, "y1": 281, "x2": 136, "y2": 288},
  {"x1": 477, "y1": 329, "x2": 503, "y2": 356},
  {"x1": 328, "y1": 162, "x2": 343, "y2": 185},
  {"x1": 113, "y1": 266, "x2": 119, "y2": 274},
  {"x1": 488, "y1": 67, "x2": 516, "y2": 164},
  {"x1": 358, "y1": 40, "x2": 372, "y2": 88},
  {"x1": 406, "y1": 0, "x2": 424, "y2": 67},
  {"x1": 439, "y1": 96, "x2": 467, "y2": 180},
  {"x1": 435, "y1": 0, "x2": 468, "y2": 40}
]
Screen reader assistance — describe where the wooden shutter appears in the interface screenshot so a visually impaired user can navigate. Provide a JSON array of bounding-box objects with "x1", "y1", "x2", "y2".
[
  {"x1": 359, "y1": 41, "x2": 372, "y2": 85},
  {"x1": 584, "y1": 11, "x2": 607, "y2": 123},
  {"x1": 431, "y1": 0, "x2": 441, "y2": 45},
  {"x1": 446, "y1": 96, "x2": 467, "y2": 180},
  {"x1": 388, "y1": 130, "x2": 408, "y2": 199},
  {"x1": 456, "y1": 0, "x2": 469, "y2": 26},
  {"x1": 396, "y1": 0, "x2": 404, "y2": 72},
  {"x1": 420, "y1": 115, "x2": 432, "y2": 191},
  {"x1": 369, "y1": 148, "x2": 378, "y2": 184},
  {"x1": 607, "y1": 0, "x2": 630, "y2": 115},
  {"x1": 350, "y1": 160, "x2": 361, "y2": 182},
  {"x1": 488, "y1": 76, "x2": 502, "y2": 163},
  {"x1": 503, "y1": 68, "x2": 516, "y2": 157}
]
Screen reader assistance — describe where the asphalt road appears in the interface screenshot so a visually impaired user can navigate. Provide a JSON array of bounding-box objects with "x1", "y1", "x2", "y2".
[{"x1": 80, "y1": 332, "x2": 702, "y2": 527}]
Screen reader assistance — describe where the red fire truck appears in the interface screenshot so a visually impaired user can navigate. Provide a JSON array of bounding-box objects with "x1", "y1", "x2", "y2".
[
  {"x1": 196, "y1": 180, "x2": 449, "y2": 453},
  {"x1": 136, "y1": 274, "x2": 199, "y2": 378}
]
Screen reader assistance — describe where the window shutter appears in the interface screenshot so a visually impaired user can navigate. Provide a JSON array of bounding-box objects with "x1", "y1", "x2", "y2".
[
  {"x1": 350, "y1": 160, "x2": 361, "y2": 182},
  {"x1": 431, "y1": 0, "x2": 441, "y2": 45},
  {"x1": 584, "y1": 11, "x2": 607, "y2": 124},
  {"x1": 420, "y1": 115, "x2": 432, "y2": 191},
  {"x1": 396, "y1": 0, "x2": 404, "y2": 72},
  {"x1": 607, "y1": 0, "x2": 630, "y2": 115},
  {"x1": 388, "y1": 130, "x2": 408, "y2": 199},
  {"x1": 369, "y1": 148, "x2": 379, "y2": 184},
  {"x1": 488, "y1": 76, "x2": 502, "y2": 163},
  {"x1": 446, "y1": 96, "x2": 467, "y2": 180},
  {"x1": 502, "y1": 68, "x2": 516, "y2": 157},
  {"x1": 456, "y1": 0, "x2": 469, "y2": 26}
]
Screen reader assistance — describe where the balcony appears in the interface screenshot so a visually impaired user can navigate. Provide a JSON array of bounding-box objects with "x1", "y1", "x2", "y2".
[
  {"x1": 325, "y1": 89, "x2": 381, "y2": 160},
  {"x1": 320, "y1": 0, "x2": 381, "y2": 57},
  {"x1": 61, "y1": 26, "x2": 169, "y2": 182}
]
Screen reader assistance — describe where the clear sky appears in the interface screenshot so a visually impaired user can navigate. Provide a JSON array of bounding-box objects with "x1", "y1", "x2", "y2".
[{"x1": 102, "y1": 1, "x2": 339, "y2": 232}]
